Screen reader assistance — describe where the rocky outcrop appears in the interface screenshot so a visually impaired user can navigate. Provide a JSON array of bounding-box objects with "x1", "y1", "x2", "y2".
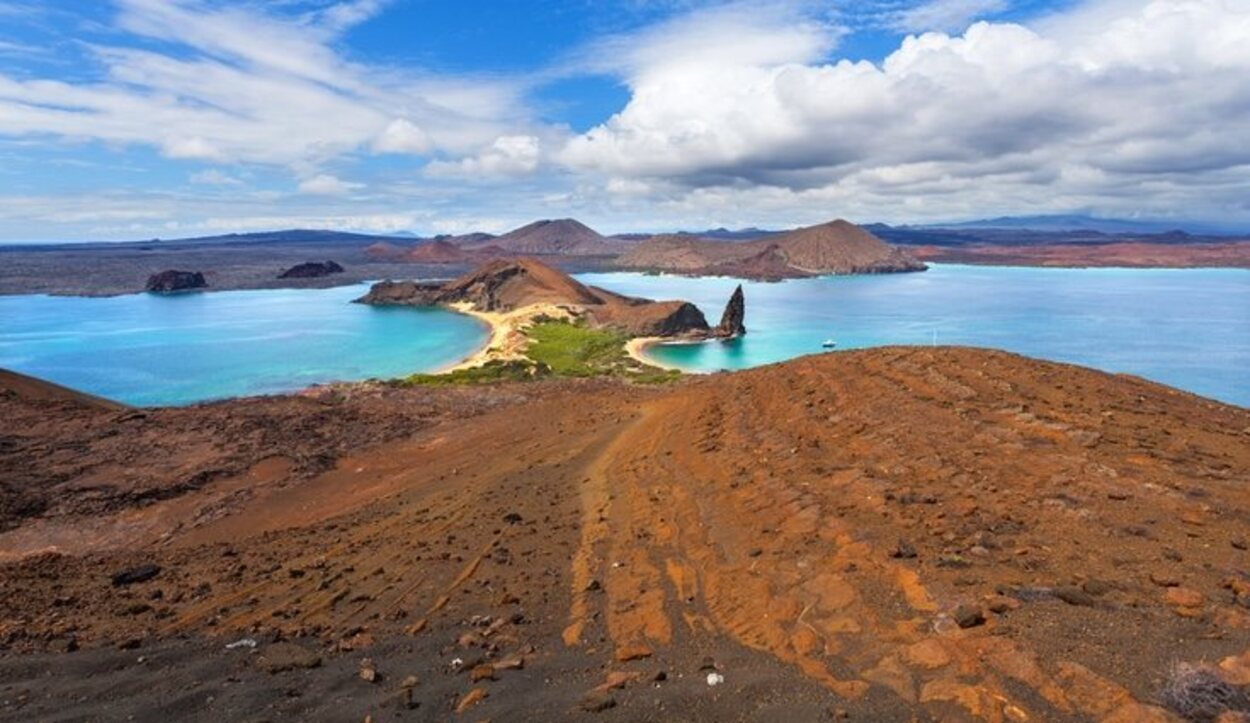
[
  {"x1": 278, "y1": 261, "x2": 344, "y2": 279},
  {"x1": 713, "y1": 285, "x2": 746, "y2": 338},
  {"x1": 357, "y1": 258, "x2": 714, "y2": 338},
  {"x1": 145, "y1": 270, "x2": 207, "y2": 293},
  {"x1": 354, "y1": 280, "x2": 443, "y2": 306}
]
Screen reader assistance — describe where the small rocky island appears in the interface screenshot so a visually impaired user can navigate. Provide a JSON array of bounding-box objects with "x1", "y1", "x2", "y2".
[
  {"x1": 277, "y1": 260, "x2": 345, "y2": 279},
  {"x1": 358, "y1": 258, "x2": 743, "y2": 340},
  {"x1": 145, "y1": 269, "x2": 207, "y2": 293}
]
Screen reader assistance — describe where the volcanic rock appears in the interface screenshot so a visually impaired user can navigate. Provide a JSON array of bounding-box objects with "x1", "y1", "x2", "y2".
[
  {"x1": 277, "y1": 260, "x2": 344, "y2": 279},
  {"x1": 111, "y1": 564, "x2": 161, "y2": 587},
  {"x1": 713, "y1": 284, "x2": 746, "y2": 338},
  {"x1": 145, "y1": 270, "x2": 206, "y2": 293}
]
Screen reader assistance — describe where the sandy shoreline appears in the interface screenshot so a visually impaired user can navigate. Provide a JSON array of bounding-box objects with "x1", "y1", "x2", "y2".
[
  {"x1": 624, "y1": 336, "x2": 705, "y2": 373},
  {"x1": 436, "y1": 301, "x2": 576, "y2": 373},
  {"x1": 439, "y1": 304, "x2": 689, "y2": 375}
]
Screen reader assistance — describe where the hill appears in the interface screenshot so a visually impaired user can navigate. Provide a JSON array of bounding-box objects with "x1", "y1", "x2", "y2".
[
  {"x1": 356, "y1": 257, "x2": 735, "y2": 339},
  {"x1": 619, "y1": 219, "x2": 926, "y2": 279},
  {"x1": 457, "y1": 219, "x2": 627, "y2": 256},
  {"x1": 1, "y1": 349, "x2": 1247, "y2": 719}
]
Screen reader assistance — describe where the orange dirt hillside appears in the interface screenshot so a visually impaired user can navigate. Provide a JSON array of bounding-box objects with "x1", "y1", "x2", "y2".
[{"x1": 1, "y1": 348, "x2": 1248, "y2": 720}]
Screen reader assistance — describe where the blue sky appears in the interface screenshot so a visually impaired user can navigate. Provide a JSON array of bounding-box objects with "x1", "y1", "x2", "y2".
[{"x1": 0, "y1": 0, "x2": 1247, "y2": 241}]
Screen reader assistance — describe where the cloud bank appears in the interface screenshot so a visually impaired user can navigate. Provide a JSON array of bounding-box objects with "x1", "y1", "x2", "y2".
[{"x1": 0, "y1": 0, "x2": 1248, "y2": 238}]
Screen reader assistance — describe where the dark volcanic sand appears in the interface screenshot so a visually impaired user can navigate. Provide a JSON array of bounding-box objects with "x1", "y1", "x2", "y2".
[{"x1": 1, "y1": 349, "x2": 1249, "y2": 721}]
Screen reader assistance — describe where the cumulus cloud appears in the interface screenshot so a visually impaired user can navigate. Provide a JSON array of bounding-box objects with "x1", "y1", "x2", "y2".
[
  {"x1": 560, "y1": 0, "x2": 1250, "y2": 223},
  {"x1": 297, "y1": 173, "x2": 362, "y2": 195},
  {"x1": 373, "y1": 118, "x2": 432, "y2": 154},
  {"x1": 0, "y1": 0, "x2": 534, "y2": 170},
  {"x1": 426, "y1": 135, "x2": 542, "y2": 178}
]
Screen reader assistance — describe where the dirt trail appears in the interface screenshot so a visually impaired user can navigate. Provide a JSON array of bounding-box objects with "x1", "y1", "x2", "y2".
[{"x1": 2, "y1": 348, "x2": 1248, "y2": 721}]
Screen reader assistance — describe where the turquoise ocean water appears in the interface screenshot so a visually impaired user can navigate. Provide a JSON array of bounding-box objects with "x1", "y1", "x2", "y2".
[
  {"x1": 576, "y1": 265, "x2": 1250, "y2": 407},
  {"x1": 0, "y1": 283, "x2": 488, "y2": 406},
  {"x1": 1, "y1": 265, "x2": 1246, "y2": 407}
]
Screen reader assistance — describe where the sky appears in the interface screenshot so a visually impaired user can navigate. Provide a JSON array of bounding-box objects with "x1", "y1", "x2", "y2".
[{"x1": 0, "y1": 0, "x2": 1247, "y2": 241}]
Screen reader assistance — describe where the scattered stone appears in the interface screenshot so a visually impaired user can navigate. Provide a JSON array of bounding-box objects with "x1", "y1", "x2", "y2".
[
  {"x1": 48, "y1": 636, "x2": 78, "y2": 653},
  {"x1": 986, "y1": 595, "x2": 1020, "y2": 614},
  {"x1": 706, "y1": 672, "x2": 725, "y2": 686},
  {"x1": 1150, "y1": 572, "x2": 1182, "y2": 588},
  {"x1": 256, "y1": 642, "x2": 322, "y2": 674},
  {"x1": 585, "y1": 579, "x2": 602, "y2": 592},
  {"x1": 1164, "y1": 587, "x2": 1205, "y2": 609},
  {"x1": 360, "y1": 658, "x2": 379, "y2": 683},
  {"x1": 747, "y1": 547, "x2": 763, "y2": 558},
  {"x1": 225, "y1": 638, "x2": 258, "y2": 650},
  {"x1": 1218, "y1": 650, "x2": 1250, "y2": 685},
  {"x1": 596, "y1": 671, "x2": 642, "y2": 692},
  {"x1": 699, "y1": 656, "x2": 718, "y2": 671},
  {"x1": 890, "y1": 540, "x2": 918, "y2": 559},
  {"x1": 493, "y1": 655, "x2": 524, "y2": 671},
  {"x1": 1082, "y1": 580, "x2": 1114, "y2": 597},
  {"x1": 470, "y1": 664, "x2": 496, "y2": 682},
  {"x1": 615, "y1": 644, "x2": 653, "y2": 662},
  {"x1": 903, "y1": 639, "x2": 951, "y2": 669},
  {"x1": 653, "y1": 670, "x2": 668, "y2": 682},
  {"x1": 579, "y1": 692, "x2": 617, "y2": 713},
  {"x1": 502, "y1": 512, "x2": 523, "y2": 524},
  {"x1": 111, "y1": 564, "x2": 161, "y2": 587},
  {"x1": 1054, "y1": 586, "x2": 1097, "y2": 607},
  {"x1": 455, "y1": 687, "x2": 487, "y2": 714},
  {"x1": 952, "y1": 603, "x2": 986, "y2": 628}
]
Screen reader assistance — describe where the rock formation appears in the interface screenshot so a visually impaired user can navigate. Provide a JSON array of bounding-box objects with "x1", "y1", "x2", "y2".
[
  {"x1": 357, "y1": 258, "x2": 713, "y2": 338},
  {"x1": 277, "y1": 261, "x2": 344, "y2": 279},
  {"x1": 713, "y1": 284, "x2": 746, "y2": 338},
  {"x1": 145, "y1": 270, "x2": 207, "y2": 293}
]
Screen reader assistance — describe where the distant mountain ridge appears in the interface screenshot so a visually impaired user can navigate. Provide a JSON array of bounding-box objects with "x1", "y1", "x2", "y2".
[
  {"x1": 619, "y1": 219, "x2": 926, "y2": 280},
  {"x1": 912, "y1": 214, "x2": 1250, "y2": 235}
]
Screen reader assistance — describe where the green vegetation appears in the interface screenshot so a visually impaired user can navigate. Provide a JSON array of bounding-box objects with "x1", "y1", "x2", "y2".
[{"x1": 399, "y1": 320, "x2": 680, "y2": 386}]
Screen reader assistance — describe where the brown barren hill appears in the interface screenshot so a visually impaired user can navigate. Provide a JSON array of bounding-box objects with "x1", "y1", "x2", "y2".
[
  {"x1": 457, "y1": 218, "x2": 627, "y2": 255},
  {"x1": 357, "y1": 257, "x2": 722, "y2": 338},
  {"x1": 619, "y1": 219, "x2": 926, "y2": 279},
  {"x1": 1, "y1": 349, "x2": 1247, "y2": 720}
]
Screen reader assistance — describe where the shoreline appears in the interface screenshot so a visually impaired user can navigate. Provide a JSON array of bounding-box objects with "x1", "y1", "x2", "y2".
[
  {"x1": 435, "y1": 301, "x2": 576, "y2": 373},
  {"x1": 624, "y1": 336, "x2": 706, "y2": 374}
]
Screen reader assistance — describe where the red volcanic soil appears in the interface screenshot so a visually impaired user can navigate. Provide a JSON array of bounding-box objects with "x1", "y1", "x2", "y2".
[
  {"x1": 912, "y1": 241, "x2": 1250, "y2": 268},
  {"x1": 1, "y1": 350, "x2": 1249, "y2": 719}
]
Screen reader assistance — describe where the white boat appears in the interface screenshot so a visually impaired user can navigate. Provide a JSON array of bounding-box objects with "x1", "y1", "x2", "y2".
[{"x1": 821, "y1": 339, "x2": 837, "y2": 348}]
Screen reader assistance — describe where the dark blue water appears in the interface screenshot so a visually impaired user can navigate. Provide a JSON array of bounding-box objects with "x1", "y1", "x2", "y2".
[
  {"x1": 0, "y1": 284, "x2": 488, "y2": 406},
  {"x1": 576, "y1": 265, "x2": 1250, "y2": 407}
]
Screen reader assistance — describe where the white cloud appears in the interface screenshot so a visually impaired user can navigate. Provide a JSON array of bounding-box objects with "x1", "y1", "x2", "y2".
[
  {"x1": 297, "y1": 173, "x2": 362, "y2": 195},
  {"x1": 189, "y1": 169, "x2": 241, "y2": 185},
  {"x1": 559, "y1": 0, "x2": 1250, "y2": 224},
  {"x1": 890, "y1": 0, "x2": 1007, "y2": 33},
  {"x1": 0, "y1": 0, "x2": 535, "y2": 171},
  {"x1": 373, "y1": 118, "x2": 432, "y2": 154},
  {"x1": 426, "y1": 135, "x2": 541, "y2": 178}
]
